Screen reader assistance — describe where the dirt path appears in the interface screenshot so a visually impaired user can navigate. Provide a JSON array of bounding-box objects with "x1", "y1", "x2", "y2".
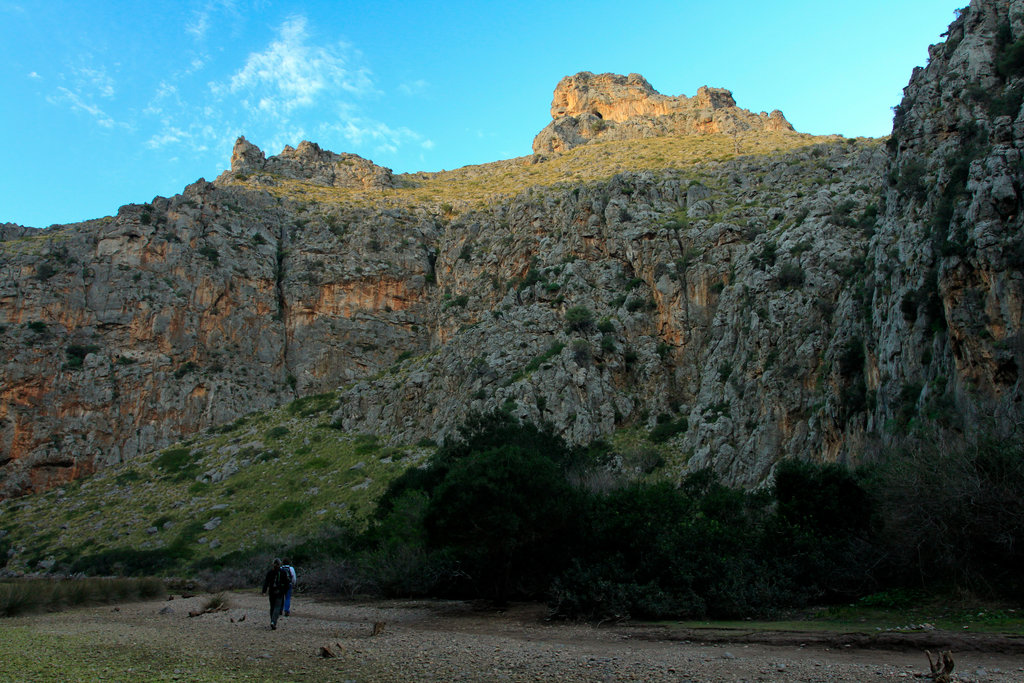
[{"x1": 6, "y1": 591, "x2": 1024, "y2": 682}]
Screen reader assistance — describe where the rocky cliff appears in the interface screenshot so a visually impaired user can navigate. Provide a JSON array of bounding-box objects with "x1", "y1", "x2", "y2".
[
  {"x1": 1, "y1": 0, "x2": 1021, "y2": 498},
  {"x1": 532, "y1": 72, "x2": 793, "y2": 155},
  {"x1": 866, "y1": 0, "x2": 1024, "y2": 434}
]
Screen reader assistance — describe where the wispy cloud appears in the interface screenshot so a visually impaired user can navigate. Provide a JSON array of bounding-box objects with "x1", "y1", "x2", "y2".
[
  {"x1": 49, "y1": 86, "x2": 116, "y2": 128},
  {"x1": 398, "y1": 79, "x2": 429, "y2": 97},
  {"x1": 186, "y1": 0, "x2": 237, "y2": 42},
  {"x1": 139, "y1": 13, "x2": 425, "y2": 167},
  {"x1": 214, "y1": 15, "x2": 374, "y2": 120},
  {"x1": 330, "y1": 118, "x2": 426, "y2": 156},
  {"x1": 73, "y1": 65, "x2": 116, "y2": 98},
  {"x1": 146, "y1": 125, "x2": 191, "y2": 149},
  {"x1": 186, "y1": 10, "x2": 210, "y2": 39}
]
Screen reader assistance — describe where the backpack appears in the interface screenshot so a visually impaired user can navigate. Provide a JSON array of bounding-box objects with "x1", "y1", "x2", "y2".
[{"x1": 271, "y1": 566, "x2": 291, "y2": 591}]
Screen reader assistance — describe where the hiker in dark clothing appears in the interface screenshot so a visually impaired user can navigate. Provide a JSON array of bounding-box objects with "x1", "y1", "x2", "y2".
[{"x1": 261, "y1": 558, "x2": 291, "y2": 630}]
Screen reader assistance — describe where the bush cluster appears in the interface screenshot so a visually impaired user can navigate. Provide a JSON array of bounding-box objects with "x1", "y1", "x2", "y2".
[
  {"x1": 348, "y1": 412, "x2": 1024, "y2": 618},
  {"x1": 53, "y1": 413, "x2": 1024, "y2": 621}
]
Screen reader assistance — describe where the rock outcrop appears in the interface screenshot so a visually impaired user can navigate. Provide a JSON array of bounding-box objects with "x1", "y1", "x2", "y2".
[
  {"x1": 218, "y1": 137, "x2": 395, "y2": 190},
  {"x1": 0, "y1": 224, "x2": 35, "y2": 240},
  {"x1": 532, "y1": 72, "x2": 794, "y2": 155}
]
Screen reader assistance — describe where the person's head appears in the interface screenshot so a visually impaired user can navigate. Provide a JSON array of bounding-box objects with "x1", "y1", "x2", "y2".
[
  {"x1": 283, "y1": 558, "x2": 291, "y2": 566},
  {"x1": 273, "y1": 558, "x2": 281, "y2": 568}
]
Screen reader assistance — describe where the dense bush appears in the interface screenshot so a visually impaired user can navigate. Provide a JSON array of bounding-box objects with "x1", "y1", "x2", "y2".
[
  {"x1": 870, "y1": 426, "x2": 1024, "y2": 598},
  {"x1": 362, "y1": 412, "x2": 887, "y2": 618}
]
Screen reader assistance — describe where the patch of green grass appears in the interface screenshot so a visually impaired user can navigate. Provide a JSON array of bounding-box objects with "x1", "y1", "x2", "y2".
[
  {"x1": 267, "y1": 500, "x2": 307, "y2": 521},
  {"x1": 0, "y1": 626, "x2": 283, "y2": 682},
  {"x1": 812, "y1": 596, "x2": 1024, "y2": 634}
]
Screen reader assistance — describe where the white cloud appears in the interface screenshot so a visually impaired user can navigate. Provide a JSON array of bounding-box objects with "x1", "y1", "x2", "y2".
[
  {"x1": 217, "y1": 15, "x2": 375, "y2": 119},
  {"x1": 186, "y1": 0, "x2": 238, "y2": 41},
  {"x1": 142, "y1": 13, "x2": 423, "y2": 168},
  {"x1": 27, "y1": 71, "x2": 40, "y2": 79},
  {"x1": 186, "y1": 11, "x2": 210, "y2": 39},
  {"x1": 147, "y1": 126, "x2": 190, "y2": 149},
  {"x1": 73, "y1": 65, "x2": 115, "y2": 98},
  {"x1": 398, "y1": 79, "x2": 429, "y2": 96},
  {"x1": 50, "y1": 86, "x2": 116, "y2": 128},
  {"x1": 333, "y1": 118, "x2": 424, "y2": 156}
]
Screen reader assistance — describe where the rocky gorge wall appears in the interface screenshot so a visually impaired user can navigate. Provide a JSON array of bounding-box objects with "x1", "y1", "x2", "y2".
[
  {"x1": 0, "y1": 174, "x2": 437, "y2": 497},
  {"x1": 867, "y1": 0, "x2": 1024, "y2": 440},
  {"x1": 1, "y1": 0, "x2": 1022, "y2": 497}
]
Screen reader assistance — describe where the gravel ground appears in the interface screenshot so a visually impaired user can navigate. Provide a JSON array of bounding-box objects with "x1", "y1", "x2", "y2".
[{"x1": 9, "y1": 591, "x2": 1024, "y2": 682}]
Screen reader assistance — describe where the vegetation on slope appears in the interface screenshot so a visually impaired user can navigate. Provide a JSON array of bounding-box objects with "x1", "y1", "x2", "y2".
[
  {"x1": 222, "y1": 131, "x2": 842, "y2": 212},
  {"x1": 0, "y1": 392, "x2": 426, "y2": 578}
]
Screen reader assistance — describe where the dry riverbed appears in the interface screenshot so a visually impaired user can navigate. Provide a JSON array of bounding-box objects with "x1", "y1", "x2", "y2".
[{"x1": 1, "y1": 591, "x2": 1022, "y2": 682}]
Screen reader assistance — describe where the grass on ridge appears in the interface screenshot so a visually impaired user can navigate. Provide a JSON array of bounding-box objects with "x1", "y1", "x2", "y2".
[{"x1": 223, "y1": 131, "x2": 844, "y2": 213}]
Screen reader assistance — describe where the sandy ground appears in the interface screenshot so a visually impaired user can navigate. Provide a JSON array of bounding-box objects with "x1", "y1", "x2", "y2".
[{"x1": 8, "y1": 590, "x2": 1024, "y2": 682}]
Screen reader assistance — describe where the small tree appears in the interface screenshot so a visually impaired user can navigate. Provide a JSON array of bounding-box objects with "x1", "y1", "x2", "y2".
[{"x1": 424, "y1": 442, "x2": 578, "y2": 604}]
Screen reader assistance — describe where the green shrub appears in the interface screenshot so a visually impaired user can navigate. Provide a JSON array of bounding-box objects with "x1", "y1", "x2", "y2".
[
  {"x1": 893, "y1": 158, "x2": 928, "y2": 201},
  {"x1": 571, "y1": 339, "x2": 591, "y2": 365},
  {"x1": 198, "y1": 245, "x2": 219, "y2": 265},
  {"x1": 564, "y1": 305, "x2": 594, "y2": 331},
  {"x1": 649, "y1": 417, "x2": 688, "y2": 443},
  {"x1": 287, "y1": 392, "x2": 337, "y2": 417},
  {"x1": 154, "y1": 448, "x2": 193, "y2": 474},
  {"x1": 996, "y1": 37, "x2": 1024, "y2": 79},
  {"x1": 776, "y1": 263, "x2": 806, "y2": 289},
  {"x1": 267, "y1": 501, "x2": 307, "y2": 521},
  {"x1": 425, "y1": 441, "x2": 579, "y2": 603},
  {"x1": 34, "y1": 263, "x2": 57, "y2": 280},
  {"x1": 871, "y1": 427, "x2": 1024, "y2": 597},
  {"x1": 64, "y1": 344, "x2": 100, "y2": 369},
  {"x1": 265, "y1": 426, "x2": 290, "y2": 440}
]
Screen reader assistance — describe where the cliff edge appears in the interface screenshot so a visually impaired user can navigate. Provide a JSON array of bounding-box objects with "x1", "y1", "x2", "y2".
[{"x1": 532, "y1": 72, "x2": 794, "y2": 155}]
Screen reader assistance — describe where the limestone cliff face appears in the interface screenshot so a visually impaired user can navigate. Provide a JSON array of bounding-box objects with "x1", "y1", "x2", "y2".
[
  {"x1": 533, "y1": 72, "x2": 794, "y2": 155},
  {"x1": 0, "y1": 172, "x2": 434, "y2": 497},
  {"x1": 865, "y1": 0, "x2": 1024, "y2": 437},
  {"x1": 329, "y1": 142, "x2": 885, "y2": 484},
  {"x1": 1, "y1": 0, "x2": 1022, "y2": 497}
]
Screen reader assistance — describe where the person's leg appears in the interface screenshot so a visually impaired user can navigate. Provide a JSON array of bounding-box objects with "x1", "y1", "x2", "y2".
[
  {"x1": 270, "y1": 594, "x2": 284, "y2": 629},
  {"x1": 284, "y1": 586, "x2": 292, "y2": 615}
]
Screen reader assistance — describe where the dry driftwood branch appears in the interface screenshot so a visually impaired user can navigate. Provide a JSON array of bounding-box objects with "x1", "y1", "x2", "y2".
[{"x1": 925, "y1": 650, "x2": 955, "y2": 682}]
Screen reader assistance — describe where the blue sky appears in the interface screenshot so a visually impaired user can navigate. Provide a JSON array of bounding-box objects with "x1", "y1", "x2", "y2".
[{"x1": 2, "y1": 1, "x2": 959, "y2": 228}]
